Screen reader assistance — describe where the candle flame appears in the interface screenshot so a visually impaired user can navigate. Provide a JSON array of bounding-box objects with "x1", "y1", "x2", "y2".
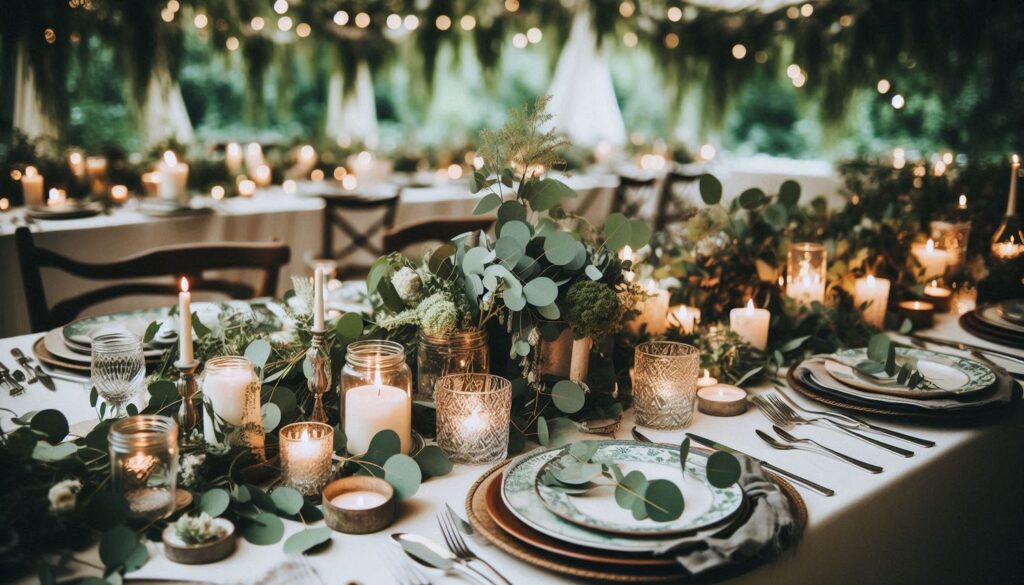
[
  {"x1": 958, "y1": 194, "x2": 967, "y2": 207},
  {"x1": 745, "y1": 298, "x2": 755, "y2": 312},
  {"x1": 867, "y1": 274, "x2": 876, "y2": 286},
  {"x1": 180, "y1": 277, "x2": 189, "y2": 292},
  {"x1": 373, "y1": 363, "x2": 382, "y2": 391},
  {"x1": 163, "y1": 150, "x2": 178, "y2": 166},
  {"x1": 227, "y1": 142, "x2": 240, "y2": 155},
  {"x1": 703, "y1": 368, "x2": 710, "y2": 378},
  {"x1": 1013, "y1": 154, "x2": 1020, "y2": 165},
  {"x1": 929, "y1": 279, "x2": 938, "y2": 288},
  {"x1": 69, "y1": 152, "x2": 83, "y2": 165},
  {"x1": 24, "y1": 166, "x2": 37, "y2": 178},
  {"x1": 300, "y1": 429, "x2": 309, "y2": 442},
  {"x1": 925, "y1": 238, "x2": 935, "y2": 252}
]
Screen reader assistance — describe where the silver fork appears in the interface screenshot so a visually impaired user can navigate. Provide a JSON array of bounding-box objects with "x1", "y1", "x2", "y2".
[
  {"x1": 772, "y1": 387, "x2": 935, "y2": 447},
  {"x1": 767, "y1": 426, "x2": 883, "y2": 473},
  {"x1": 752, "y1": 393, "x2": 915, "y2": 457},
  {"x1": 385, "y1": 545, "x2": 433, "y2": 585},
  {"x1": 437, "y1": 506, "x2": 511, "y2": 585}
]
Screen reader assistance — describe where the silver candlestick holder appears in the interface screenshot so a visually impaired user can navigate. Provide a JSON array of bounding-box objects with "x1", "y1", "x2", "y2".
[
  {"x1": 175, "y1": 359, "x2": 200, "y2": 444},
  {"x1": 306, "y1": 329, "x2": 331, "y2": 424}
]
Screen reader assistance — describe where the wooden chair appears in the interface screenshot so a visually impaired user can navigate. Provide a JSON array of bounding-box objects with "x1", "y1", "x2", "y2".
[
  {"x1": 657, "y1": 170, "x2": 702, "y2": 231},
  {"x1": 610, "y1": 175, "x2": 662, "y2": 225},
  {"x1": 321, "y1": 191, "x2": 401, "y2": 280},
  {"x1": 14, "y1": 227, "x2": 291, "y2": 333},
  {"x1": 383, "y1": 217, "x2": 495, "y2": 255}
]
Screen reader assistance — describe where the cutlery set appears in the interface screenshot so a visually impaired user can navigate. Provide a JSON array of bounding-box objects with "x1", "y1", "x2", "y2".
[{"x1": 1, "y1": 348, "x2": 56, "y2": 395}]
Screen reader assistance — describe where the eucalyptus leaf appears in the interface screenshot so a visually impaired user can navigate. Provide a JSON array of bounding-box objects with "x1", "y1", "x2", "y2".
[
  {"x1": 335, "y1": 312, "x2": 363, "y2": 340},
  {"x1": 200, "y1": 488, "x2": 231, "y2": 517},
  {"x1": 500, "y1": 221, "x2": 532, "y2": 246},
  {"x1": 143, "y1": 321, "x2": 160, "y2": 344},
  {"x1": 29, "y1": 409, "x2": 69, "y2": 443},
  {"x1": 536, "y1": 416, "x2": 550, "y2": 446},
  {"x1": 384, "y1": 454, "x2": 422, "y2": 501},
  {"x1": 428, "y1": 244, "x2": 457, "y2": 273},
  {"x1": 462, "y1": 247, "x2": 495, "y2": 276},
  {"x1": 243, "y1": 512, "x2": 285, "y2": 545},
  {"x1": 628, "y1": 219, "x2": 651, "y2": 249},
  {"x1": 530, "y1": 178, "x2": 576, "y2": 212},
  {"x1": 524, "y1": 277, "x2": 558, "y2": 306},
  {"x1": 899, "y1": 318, "x2": 914, "y2": 334},
  {"x1": 377, "y1": 278, "x2": 405, "y2": 312},
  {"x1": 260, "y1": 403, "x2": 281, "y2": 433},
  {"x1": 537, "y1": 303, "x2": 561, "y2": 320},
  {"x1": 568, "y1": 440, "x2": 599, "y2": 461},
  {"x1": 270, "y1": 487, "x2": 305, "y2": 516},
  {"x1": 551, "y1": 380, "x2": 585, "y2": 414},
  {"x1": 614, "y1": 470, "x2": 648, "y2": 509},
  {"x1": 699, "y1": 174, "x2": 723, "y2": 205},
  {"x1": 494, "y1": 237, "x2": 523, "y2": 265},
  {"x1": 244, "y1": 339, "x2": 272, "y2": 370},
  {"x1": 585, "y1": 265, "x2": 603, "y2": 281},
  {"x1": 738, "y1": 188, "x2": 766, "y2": 210},
  {"x1": 99, "y1": 526, "x2": 138, "y2": 570},
  {"x1": 124, "y1": 541, "x2": 148, "y2": 573},
  {"x1": 778, "y1": 335, "x2": 810, "y2": 353},
  {"x1": 363, "y1": 430, "x2": 402, "y2": 467},
  {"x1": 32, "y1": 441, "x2": 78, "y2": 462},
  {"x1": 85, "y1": 491, "x2": 131, "y2": 530},
  {"x1": 552, "y1": 461, "x2": 603, "y2": 485},
  {"x1": 414, "y1": 445, "x2": 453, "y2": 478},
  {"x1": 191, "y1": 313, "x2": 211, "y2": 339},
  {"x1": 778, "y1": 180, "x2": 801, "y2": 208},
  {"x1": 602, "y1": 213, "x2": 631, "y2": 251},
  {"x1": 284, "y1": 527, "x2": 332, "y2": 556},
  {"x1": 867, "y1": 334, "x2": 892, "y2": 363},
  {"x1": 856, "y1": 360, "x2": 886, "y2": 375},
  {"x1": 706, "y1": 451, "x2": 742, "y2": 488},
  {"x1": 497, "y1": 201, "x2": 527, "y2": 228},
  {"x1": 473, "y1": 193, "x2": 503, "y2": 215},
  {"x1": 764, "y1": 203, "x2": 788, "y2": 230},
  {"x1": 734, "y1": 366, "x2": 763, "y2": 386},
  {"x1": 543, "y1": 232, "x2": 578, "y2": 266},
  {"x1": 645, "y1": 479, "x2": 684, "y2": 522},
  {"x1": 679, "y1": 438, "x2": 691, "y2": 475}
]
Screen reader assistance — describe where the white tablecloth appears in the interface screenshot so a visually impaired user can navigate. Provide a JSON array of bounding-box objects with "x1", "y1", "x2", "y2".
[
  {"x1": 2, "y1": 314, "x2": 1021, "y2": 585},
  {"x1": 0, "y1": 175, "x2": 617, "y2": 337}
]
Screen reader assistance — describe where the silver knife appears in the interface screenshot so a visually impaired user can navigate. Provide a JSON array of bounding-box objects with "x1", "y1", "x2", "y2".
[
  {"x1": 0, "y1": 360, "x2": 24, "y2": 396},
  {"x1": 10, "y1": 348, "x2": 39, "y2": 384},
  {"x1": 911, "y1": 334, "x2": 1024, "y2": 367},
  {"x1": 686, "y1": 432, "x2": 835, "y2": 497},
  {"x1": 12, "y1": 347, "x2": 55, "y2": 390}
]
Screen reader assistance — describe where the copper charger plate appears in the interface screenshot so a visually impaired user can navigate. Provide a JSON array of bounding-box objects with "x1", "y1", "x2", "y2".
[
  {"x1": 465, "y1": 458, "x2": 807, "y2": 583},
  {"x1": 33, "y1": 336, "x2": 91, "y2": 373}
]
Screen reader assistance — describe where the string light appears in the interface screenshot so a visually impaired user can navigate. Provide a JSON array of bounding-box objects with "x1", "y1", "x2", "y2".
[
  {"x1": 333, "y1": 167, "x2": 346, "y2": 180},
  {"x1": 787, "y1": 6, "x2": 800, "y2": 19},
  {"x1": 333, "y1": 11, "x2": 349, "y2": 26},
  {"x1": 876, "y1": 79, "x2": 891, "y2": 94},
  {"x1": 211, "y1": 185, "x2": 225, "y2": 200},
  {"x1": 942, "y1": 152, "x2": 954, "y2": 165},
  {"x1": 512, "y1": 33, "x2": 528, "y2": 49},
  {"x1": 296, "y1": 23, "x2": 311, "y2": 37},
  {"x1": 505, "y1": 0, "x2": 519, "y2": 12},
  {"x1": 664, "y1": 33, "x2": 679, "y2": 48},
  {"x1": 792, "y1": 73, "x2": 806, "y2": 87},
  {"x1": 250, "y1": 16, "x2": 265, "y2": 31},
  {"x1": 786, "y1": 64, "x2": 801, "y2": 78},
  {"x1": 404, "y1": 15, "x2": 419, "y2": 30},
  {"x1": 226, "y1": 36, "x2": 239, "y2": 50},
  {"x1": 436, "y1": 15, "x2": 451, "y2": 30},
  {"x1": 891, "y1": 94, "x2": 905, "y2": 109},
  {"x1": 526, "y1": 27, "x2": 542, "y2": 43},
  {"x1": 278, "y1": 16, "x2": 293, "y2": 31},
  {"x1": 699, "y1": 144, "x2": 717, "y2": 160},
  {"x1": 460, "y1": 15, "x2": 476, "y2": 31},
  {"x1": 623, "y1": 31, "x2": 638, "y2": 47},
  {"x1": 386, "y1": 14, "x2": 402, "y2": 29},
  {"x1": 273, "y1": 0, "x2": 288, "y2": 15},
  {"x1": 619, "y1": 1, "x2": 636, "y2": 18},
  {"x1": 755, "y1": 51, "x2": 768, "y2": 63},
  {"x1": 800, "y1": 3, "x2": 814, "y2": 17},
  {"x1": 44, "y1": 28, "x2": 57, "y2": 43},
  {"x1": 167, "y1": 0, "x2": 179, "y2": 12},
  {"x1": 839, "y1": 14, "x2": 854, "y2": 27},
  {"x1": 667, "y1": 7, "x2": 682, "y2": 22},
  {"x1": 732, "y1": 44, "x2": 747, "y2": 59},
  {"x1": 193, "y1": 13, "x2": 208, "y2": 29},
  {"x1": 355, "y1": 12, "x2": 370, "y2": 28}
]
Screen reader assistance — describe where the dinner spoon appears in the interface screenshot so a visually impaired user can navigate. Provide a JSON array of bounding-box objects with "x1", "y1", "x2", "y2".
[{"x1": 756, "y1": 428, "x2": 883, "y2": 474}]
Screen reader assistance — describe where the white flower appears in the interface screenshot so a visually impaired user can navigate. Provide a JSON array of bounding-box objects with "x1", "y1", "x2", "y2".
[
  {"x1": 391, "y1": 267, "x2": 423, "y2": 301},
  {"x1": 178, "y1": 453, "x2": 206, "y2": 488},
  {"x1": 48, "y1": 479, "x2": 82, "y2": 514}
]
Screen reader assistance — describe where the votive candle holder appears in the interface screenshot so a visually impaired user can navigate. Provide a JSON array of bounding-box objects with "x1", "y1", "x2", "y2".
[
  {"x1": 786, "y1": 242, "x2": 827, "y2": 306},
  {"x1": 435, "y1": 374, "x2": 512, "y2": 464},
  {"x1": 633, "y1": 342, "x2": 700, "y2": 429},
  {"x1": 109, "y1": 415, "x2": 179, "y2": 520},
  {"x1": 279, "y1": 422, "x2": 335, "y2": 496}
]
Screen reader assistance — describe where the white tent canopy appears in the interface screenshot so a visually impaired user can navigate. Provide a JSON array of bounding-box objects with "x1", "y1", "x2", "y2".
[
  {"x1": 140, "y1": 63, "x2": 195, "y2": 147},
  {"x1": 13, "y1": 45, "x2": 59, "y2": 148},
  {"x1": 325, "y1": 60, "x2": 379, "y2": 148}
]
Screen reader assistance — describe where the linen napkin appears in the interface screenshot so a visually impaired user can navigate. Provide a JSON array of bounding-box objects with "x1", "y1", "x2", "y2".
[{"x1": 654, "y1": 455, "x2": 801, "y2": 575}]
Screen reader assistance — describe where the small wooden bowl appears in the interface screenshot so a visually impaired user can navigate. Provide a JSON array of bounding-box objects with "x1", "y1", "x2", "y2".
[
  {"x1": 162, "y1": 518, "x2": 236, "y2": 565},
  {"x1": 323, "y1": 476, "x2": 396, "y2": 534}
]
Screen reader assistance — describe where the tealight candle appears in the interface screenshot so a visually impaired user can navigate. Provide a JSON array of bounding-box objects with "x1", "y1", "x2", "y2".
[
  {"x1": 280, "y1": 422, "x2": 334, "y2": 496},
  {"x1": 697, "y1": 384, "x2": 748, "y2": 417},
  {"x1": 853, "y1": 274, "x2": 891, "y2": 329},
  {"x1": 141, "y1": 172, "x2": 161, "y2": 197},
  {"x1": 86, "y1": 156, "x2": 108, "y2": 196},
  {"x1": 633, "y1": 342, "x2": 700, "y2": 429},
  {"x1": 670, "y1": 305, "x2": 701, "y2": 334},
  {"x1": 225, "y1": 142, "x2": 243, "y2": 175},
  {"x1": 47, "y1": 188, "x2": 66, "y2": 208},
  {"x1": 697, "y1": 368, "x2": 718, "y2": 388},
  {"x1": 158, "y1": 151, "x2": 189, "y2": 204},
  {"x1": 910, "y1": 239, "x2": 950, "y2": 281},
  {"x1": 111, "y1": 184, "x2": 129, "y2": 204},
  {"x1": 323, "y1": 476, "x2": 396, "y2": 534},
  {"x1": 922, "y1": 280, "x2": 953, "y2": 313},
  {"x1": 253, "y1": 164, "x2": 272, "y2": 188},
  {"x1": 898, "y1": 300, "x2": 935, "y2": 329},
  {"x1": 729, "y1": 299, "x2": 770, "y2": 351},
  {"x1": 238, "y1": 179, "x2": 256, "y2": 197},
  {"x1": 21, "y1": 166, "x2": 44, "y2": 207}
]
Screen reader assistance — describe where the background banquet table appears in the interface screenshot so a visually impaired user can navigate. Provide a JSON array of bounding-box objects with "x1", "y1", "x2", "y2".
[{"x1": 2, "y1": 314, "x2": 1021, "y2": 585}]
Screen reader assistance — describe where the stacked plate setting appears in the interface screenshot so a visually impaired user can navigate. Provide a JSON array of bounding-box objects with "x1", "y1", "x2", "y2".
[
  {"x1": 465, "y1": 440, "x2": 790, "y2": 582},
  {"x1": 790, "y1": 346, "x2": 1015, "y2": 418},
  {"x1": 960, "y1": 300, "x2": 1024, "y2": 349}
]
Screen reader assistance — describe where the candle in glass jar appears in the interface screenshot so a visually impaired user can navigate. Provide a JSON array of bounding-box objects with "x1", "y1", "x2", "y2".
[
  {"x1": 629, "y1": 281, "x2": 669, "y2": 335},
  {"x1": 245, "y1": 143, "x2": 264, "y2": 176},
  {"x1": 202, "y1": 366, "x2": 253, "y2": 429},
  {"x1": 910, "y1": 239, "x2": 950, "y2": 281},
  {"x1": 178, "y1": 277, "x2": 193, "y2": 363},
  {"x1": 47, "y1": 188, "x2": 66, "y2": 208},
  {"x1": 279, "y1": 422, "x2": 334, "y2": 496},
  {"x1": 225, "y1": 142, "x2": 243, "y2": 175},
  {"x1": 922, "y1": 280, "x2": 953, "y2": 313},
  {"x1": 729, "y1": 299, "x2": 770, "y2": 350},
  {"x1": 898, "y1": 300, "x2": 935, "y2": 329},
  {"x1": 86, "y1": 156, "x2": 108, "y2": 195},
  {"x1": 158, "y1": 151, "x2": 189, "y2": 203},
  {"x1": 853, "y1": 274, "x2": 891, "y2": 329},
  {"x1": 344, "y1": 367, "x2": 411, "y2": 456},
  {"x1": 68, "y1": 151, "x2": 85, "y2": 178},
  {"x1": 672, "y1": 305, "x2": 701, "y2": 334},
  {"x1": 21, "y1": 166, "x2": 44, "y2": 206}
]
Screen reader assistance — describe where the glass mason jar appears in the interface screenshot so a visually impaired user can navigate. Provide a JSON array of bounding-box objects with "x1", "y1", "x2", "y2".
[
  {"x1": 416, "y1": 329, "x2": 489, "y2": 401},
  {"x1": 200, "y1": 356, "x2": 264, "y2": 456},
  {"x1": 786, "y1": 242, "x2": 827, "y2": 306},
  {"x1": 435, "y1": 374, "x2": 512, "y2": 464},
  {"x1": 109, "y1": 415, "x2": 179, "y2": 520},
  {"x1": 633, "y1": 342, "x2": 700, "y2": 429},
  {"x1": 341, "y1": 340, "x2": 413, "y2": 456}
]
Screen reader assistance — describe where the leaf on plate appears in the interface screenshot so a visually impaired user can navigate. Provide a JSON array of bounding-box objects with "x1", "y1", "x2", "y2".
[
  {"x1": 614, "y1": 470, "x2": 648, "y2": 510},
  {"x1": 706, "y1": 451, "x2": 742, "y2": 488},
  {"x1": 645, "y1": 479, "x2": 684, "y2": 522}
]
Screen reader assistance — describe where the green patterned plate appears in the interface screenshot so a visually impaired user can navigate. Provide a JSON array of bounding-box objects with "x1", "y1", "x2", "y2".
[
  {"x1": 63, "y1": 301, "x2": 252, "y2": 348},
  {"x1": 825, "y1": 347, "x2": 996, "y2": 398},
  {"x1": 502, "y1": 442, "x2": 742, "y2": 551},
  {"x1": 532, "y1": 442, "x2": 743, "y2": 537}
]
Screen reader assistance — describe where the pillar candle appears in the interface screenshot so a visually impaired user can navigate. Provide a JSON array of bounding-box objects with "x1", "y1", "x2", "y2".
[
  {"x1": 853, "y1": 274, "x2": 891, "y2": 329},
  {"x1": 179, "y1": 277, "x2": 193, "y2": 363},
  {"x1": 21, "y1": 166, "x2": 44, "y2": 207},
  {"x1": 245, "y1": 143, "x2": 265, "y2": 177},
  {"x1": 68, "y1": 151, "x2": 85, "y2": 179},
  {"x1": 158, "y1": 151, "x2": 189, "y2": 203},
  {"x1": 729, "y1": 299, "x2": 770, "y2": 350},
  {"x1": 313, "y1": 266, "x2": 325, "y2": 331},
  {"x1": 629, "y1": 280, "x2": 669, "y2": 335},
  {"x1": 671, "y1": 305, "x2": 701, "y2": 334},
  {"x1": 225, "y1": 142, "x2": 243, "y2": 175},
  {"x1": 344, "y1": 368, "x2": 411, "y2": 456},
  {"x1": 202, "y1": 367, "x2": 255, "y2": 433},
  {"x1": 86, "y1": 156, "x2": 108, "y2": 195},
  {"x1": 911, "y1": 239, "x2": 950, "y2": 281}
]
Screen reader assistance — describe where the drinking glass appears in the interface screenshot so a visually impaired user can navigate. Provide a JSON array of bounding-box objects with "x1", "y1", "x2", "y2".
[{"x1": 92, "y1": 332, "x2": 145, "y2": 418}]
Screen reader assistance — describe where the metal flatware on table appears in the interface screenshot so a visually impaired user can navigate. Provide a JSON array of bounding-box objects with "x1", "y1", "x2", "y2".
[
  {"x1": 391, "y1": 533, "x2": 495, "y2": 585},
  {"x1": 0, "y1": 359, "x2": 24, "y2": 396},
  {"x1": 385, "y1": 544, "x2": 433, "y2": 585},
  {"x1": 10, "y1": 348, "x2": 39, "y2": 384},
  {"x1": 752, "y1": 393, "x2": 915, "y2": 458},
  {"x1": 970, "y1": 350, "x2": 1024, "y2": 381},
  {"x1": 438, "y1": 506, "x2": 511, "y2": 585},
  {"x1": 38, "y1": 364, "x2": 89, "y2": 385},
  {"x1": 763, "y1": 426, "x2": 883, "y2": 474},
  {"x1": 910, "y1": 334, "x2": 1024, "y2": 367},
  {"x1": 686, "y1": 433, "x2": 835, "y2": 497},
  {"x1": 771, "y1": 388, "x2": 935, "y2": 448}
]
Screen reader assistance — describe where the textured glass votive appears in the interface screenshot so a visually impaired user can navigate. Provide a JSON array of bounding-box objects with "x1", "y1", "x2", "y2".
[
  {"x1": 109, "y1": 415, "x2": 179, "y2": 520},
  {"x1": 633, "y1": 342, "x2": 700, "y2": 429},
  {"x1": 279, "y1": 422, "x2": 335, "y2": 496},
  {"x1": 786, "y1": 242, "x2": 827, "y2": 306},
  {"x1": 435, "y1": 374, "x2": 512, "y2": 464}
]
